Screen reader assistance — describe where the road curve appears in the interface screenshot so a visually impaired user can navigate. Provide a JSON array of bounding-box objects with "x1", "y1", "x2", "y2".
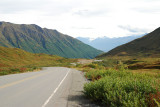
[{"x1": 0, "y1": 67, "x2": 75, "y2": 107}]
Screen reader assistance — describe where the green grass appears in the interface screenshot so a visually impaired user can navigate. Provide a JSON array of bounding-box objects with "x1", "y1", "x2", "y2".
[{"x1": 0, "y1": 46, "x2": 76, "y2": 75}]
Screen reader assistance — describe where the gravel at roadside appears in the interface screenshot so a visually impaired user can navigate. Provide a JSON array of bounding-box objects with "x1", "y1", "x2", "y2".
[{"x1": 67, "y1": 69, "x2": 101, "y2": 107}]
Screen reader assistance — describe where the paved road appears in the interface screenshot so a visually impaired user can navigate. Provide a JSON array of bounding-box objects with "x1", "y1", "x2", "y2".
[{"x1": 0, "y1": 67, "x2": 81, "y2": 107}]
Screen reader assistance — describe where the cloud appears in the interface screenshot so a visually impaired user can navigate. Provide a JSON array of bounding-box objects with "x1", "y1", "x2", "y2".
[
  {"x1": 73, "y1": 10, "x2": 90, "y2": 16},
  {"x1": 133, "y1": 7, "x2": 160, "y2": 14},
  {"x1": 0, "y1": 0, "x2": 44, "y2": 13},
  {"x1": 0, "y1": 0, "x2": 74, "y2": 15},
  {"x1": 129, "y1": 0, "x2": 160, "y2": 14},
  {"x1": 0, "y1": 0, "x2": 160, "y2": 38},
  {"x1": 72, "y1": 26, "x2": 94, "y2": 29},
  {"x1": 72, "y1": 9, "x2": 108, "y2": 17},
  {"x1": 118, "y1": 25, "x2": 149, "y2": 34}
]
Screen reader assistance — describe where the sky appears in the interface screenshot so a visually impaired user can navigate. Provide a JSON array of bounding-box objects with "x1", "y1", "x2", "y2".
[{"x1": 0, "y1": 0, "x2": 160, "y2": 38}]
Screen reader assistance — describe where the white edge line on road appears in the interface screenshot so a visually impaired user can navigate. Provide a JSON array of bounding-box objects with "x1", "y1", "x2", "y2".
[{"x1": 42, "y1": 69, "x2": 70, "y2": 107}]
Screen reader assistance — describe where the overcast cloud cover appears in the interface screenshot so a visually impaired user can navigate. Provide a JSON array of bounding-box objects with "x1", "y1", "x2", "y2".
[{"x1": 0, "y1": 0, "x2": 160, "y2": 38}]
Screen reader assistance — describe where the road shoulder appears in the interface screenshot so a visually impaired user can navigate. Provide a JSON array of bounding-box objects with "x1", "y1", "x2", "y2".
[{"x1": 67, "y1": 69, "x2": 100, "y2": 107}]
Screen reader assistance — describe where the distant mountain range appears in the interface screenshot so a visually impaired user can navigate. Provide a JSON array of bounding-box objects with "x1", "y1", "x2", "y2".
[
  {"x1": 0, "y1": 21, "x2": 102, "y2": 58},
  {"x1": 97, "y1": 27, "x2": 160, "y2": 58},
  {"x1": 77, "y1": 35, "x2": 145, "y2": 52}
]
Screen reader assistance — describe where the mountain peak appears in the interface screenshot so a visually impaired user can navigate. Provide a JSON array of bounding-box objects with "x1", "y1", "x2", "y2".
[
  {"x1": 0, "y1": 21, "x2": 10, "y2": 26},
  {"x1": 77, "y1": 35, "x2": 144, "y2": 52}
]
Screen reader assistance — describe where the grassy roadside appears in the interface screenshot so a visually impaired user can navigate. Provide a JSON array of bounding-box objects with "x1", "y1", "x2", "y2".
[
  {"x1": 1, "y1": 46, "x2": 160, "y2": 106},
  {"x1": 0, "y1": 47, "x2": 77, "y2": 76},
  {"x1": 75, "y1": 57, "x2": 160, "y2": 106}
]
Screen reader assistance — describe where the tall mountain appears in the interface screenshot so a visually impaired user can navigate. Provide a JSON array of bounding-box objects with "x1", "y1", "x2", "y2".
[
  {"x1": 0, "y1": 21, "x2": 102, "y2": 58},
  {"x1": 97, "y1": 27, "x2": 160, "y2": 58},
  {"x1": 77, "y1": 35, "x2": 144, "y2": 52}
]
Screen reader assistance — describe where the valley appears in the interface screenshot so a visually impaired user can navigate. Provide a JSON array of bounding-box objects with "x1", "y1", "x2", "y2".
[
  {"x1": 0, "y1": 21, "x2": 160, "y2": 106},
  {"x1": 1, "y1": 0, "x2": 160, "y2": 106}
]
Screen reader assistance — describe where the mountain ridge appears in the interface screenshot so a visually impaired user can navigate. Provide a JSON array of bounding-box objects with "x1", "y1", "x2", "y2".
[
  {"x1": 97, "y1": 27, "x2": 160, "y2": 58},
  {"x1": 77, "y1": 34, "x2": 145, "y2": 52},
  {"x1": 0, "y1": 21, "x2": 102, "y2": 58}
]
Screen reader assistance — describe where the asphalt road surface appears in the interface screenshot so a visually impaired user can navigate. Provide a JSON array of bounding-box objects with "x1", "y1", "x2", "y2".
[{"x1": 0, "y1": 67, "x2": 97, "y2": 107}]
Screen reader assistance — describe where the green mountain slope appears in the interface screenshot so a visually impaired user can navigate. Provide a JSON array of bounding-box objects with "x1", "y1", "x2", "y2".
[
  {"x1": 0, "y1": 46, "x2": 76, "y2": 75},
  {"x1": 97, "y1": 27, "x2": 160, "y2": 58},
  {"x1": 0, "y1": 46, "x2": 60, "y2": 66},
  {"x1": 0, "y1": 21, "x2": 102, "y2": 58}
]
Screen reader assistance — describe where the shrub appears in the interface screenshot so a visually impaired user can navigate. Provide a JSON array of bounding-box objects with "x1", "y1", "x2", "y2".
[
  {"x1": 84, "y1": 70, "x2": 160, "y2": 106},
  {"x1": 20, "y1": 67, "x2": 27, "y2": 72},
  {"x1": 10, "y1": 68, "x2": 20, "y2": 73}
]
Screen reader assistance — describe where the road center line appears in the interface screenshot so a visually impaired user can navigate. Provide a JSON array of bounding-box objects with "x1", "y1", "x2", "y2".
[
  {"x1": 0, "y1": 72, "x2": 49, "y2": 89},
  {"x1": 42, "y1": 69, "x2": 70, "y2": 107}
]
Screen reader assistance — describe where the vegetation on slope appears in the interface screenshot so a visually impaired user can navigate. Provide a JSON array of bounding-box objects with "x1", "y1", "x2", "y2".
[
  {"x1": 0, "y1": 46, "x2": 76, "y2": 75},
  {"x1": 84, "y1": 69, "x2": 160, "y2": 106},
  {"x1": 75, "y1": 57, "x2": 160, "y2": 106},
  {"x1": 0, "y1": 21, "x2": 102, "y2": 58}
]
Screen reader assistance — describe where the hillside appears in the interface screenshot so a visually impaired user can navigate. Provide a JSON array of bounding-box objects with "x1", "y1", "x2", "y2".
[
  {"x1": 0, "y1": 46, "x2": 59, "y2": 66},
  {"x1": 0, "y1": 21, "x2": 102, "y2": 58},
  {"x1": 97, "y1": 27, "x2": 160, "y2": 57},
  {"x1": 0, "y1": 46, "x2": 75, "y2": 75},
  {"x1": 77, "y1": 35, "x2": 144, "y2": 52}
]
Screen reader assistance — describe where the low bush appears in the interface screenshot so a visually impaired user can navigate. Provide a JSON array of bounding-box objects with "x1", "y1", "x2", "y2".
[
  {"x1": 84, "y1": 69, "x2": 160, "y2": 106},
  {"x1": 0, "y1": 66, "x2": 41, "y2": 76}
]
